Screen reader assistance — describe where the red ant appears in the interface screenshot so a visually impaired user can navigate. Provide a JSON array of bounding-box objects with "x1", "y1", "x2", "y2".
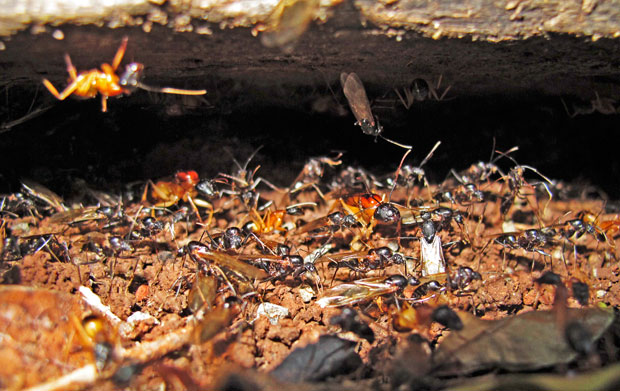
[
  {"x1": 145, "y1": 170, "x2": 216, "y2": 225},
  {"x1": 43, "y1": 37, "x2": 206, "y2": 112}
]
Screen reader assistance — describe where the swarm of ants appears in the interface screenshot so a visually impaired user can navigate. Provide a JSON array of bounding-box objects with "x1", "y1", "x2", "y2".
[{"x1": 1, "y1": 71, "x2": 619, "y2": 391}]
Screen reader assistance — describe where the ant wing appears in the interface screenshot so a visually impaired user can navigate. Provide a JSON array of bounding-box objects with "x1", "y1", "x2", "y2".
[{"x1": 340, "y1": 72, "x2": 376, "y2": 128}]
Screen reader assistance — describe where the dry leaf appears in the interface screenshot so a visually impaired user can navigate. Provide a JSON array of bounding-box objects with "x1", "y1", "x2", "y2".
[{"x1": 432, "y1": 306, "x2": 614, "y2": 375}]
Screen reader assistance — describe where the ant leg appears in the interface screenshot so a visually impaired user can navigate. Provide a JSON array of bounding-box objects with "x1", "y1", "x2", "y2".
[
  {"x1": 112, "y1": 36, "x2": 129, "y2": 71},
  {"x1": 252, "y1": 177, "x2": 284, "y2": 193},
  {"x1": 394, "y1": 87, "x2": 412, "y2": 109},
  {"x1": 437, "y1": 84, "x2": 452, "y2": 101},
  {"x1": 193, "y1": 199, "x2": 214, "y2": 227},
  {"x1": 187, "y1": 196, "x2": 204, "y2": 224},
  {"x1": 64, "y1": 54, "x2": 78, "y2": 80},
  {"x1": 42, "y1": 78, "x2": 79, "y2": 101},
  {"x1": 101, "y1": 95, "x2": 108, "y2": 112},
  {"x1": 136, "y1": 84, "x2": 207, "y2": 96}
]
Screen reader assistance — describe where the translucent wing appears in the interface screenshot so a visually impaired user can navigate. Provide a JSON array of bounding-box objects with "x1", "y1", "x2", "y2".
[{"x1": 340, "y1": 72, "x2": 376, "y2": 129}]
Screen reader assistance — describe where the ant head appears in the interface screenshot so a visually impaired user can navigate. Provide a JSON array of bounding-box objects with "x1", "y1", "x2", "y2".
[
  {"x1": 176, "y1": 171, "x2": 199, "y2": 186},
  {"x1": 410, "y1": 78, "x2": 430, "y2": 100},
  {"x1": 374, "y1": 203, "x2": 400, "y2": 223},
  {"x1": 358, "y1": 118, "x2": 381, "y2": 136},
  {"x1": 119, "y1": 62, "x2": 144, "y2": 90},
  {"x1": 196, "y1": 179, "x2": 220, "y2": 198}
]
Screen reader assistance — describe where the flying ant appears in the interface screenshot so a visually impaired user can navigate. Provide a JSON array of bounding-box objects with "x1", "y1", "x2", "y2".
[
  {"x1": 237, "y1": 249, "x2": 320, "y2": 285},
  {"x1": 48, "y1": 204, "x2": 124, "y2": 227},
  {"x1": 188, "y1": 269, "x2": 218, "y2": 313},
  {"x1": 420, "y1": 220, "x2": 447, "y2": 277},
  {"x1": 43, "y1": 37, "x2": 206, "y2": 112},
  {"x1": 340, "y1": 72, "x2": 412, "y2": 150},
  {"x1": 394, "y1": 75, "x2": 453, "y2": 109},
  {"x1": 146, "y1": 170, "x2": 216, "y2": 225},
  {"x1": 192, "y1": 296, "x2": 243, "y2": 344},
  {"x1": 296, "y1": 210, "x2": 360, "y2": 242},
  {"x1": 319, "y1": 246, "x2": 404, "y2": 278},
  {"x1": 20, "y1": 179, "x2": 67, "y2": 215},
  {"x1": 187, "y1": 241, "x2": 268, "y2": 280},
  {"x1": 316, "y1": 274, "x2": 414, "y2": 308}
]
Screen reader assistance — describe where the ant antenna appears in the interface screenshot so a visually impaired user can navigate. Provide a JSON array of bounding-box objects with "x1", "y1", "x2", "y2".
[
  {"x1": 419, "y1": 141, "x2": 442, "y2": 169},
  {"x1": 390, "y1": 148, "x2": 413, "y2": 200}
]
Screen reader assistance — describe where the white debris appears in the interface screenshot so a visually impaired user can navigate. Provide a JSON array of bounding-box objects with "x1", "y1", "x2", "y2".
[
  {"x1": 255, "y1": 302, "x2": 289, "y2": 325},
  {"x1": 79, "y1": 286, "x2": 122, "y2": 327},
  {"x1": 126, "y1": 311, "x2": 159, "y2": 325},
  {"x1": 298, "y1": 285, "x2": 316, "y2": 303}
]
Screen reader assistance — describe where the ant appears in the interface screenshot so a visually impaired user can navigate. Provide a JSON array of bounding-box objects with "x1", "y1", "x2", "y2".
[
  {"x1": 317, "y1": 274, "x2": 414, "y2": 308},
  {"x1": 289, "y1": 153, "x2": 342, "y2": 200},
  {"x1": 218, "y1": 146, "x2": 281, "y2": 209},
  {"x1": 561, "y1": 92, "x2": 618, "y2": 117},
  {"x1": 329, "y1": 307, "x2": 375, "y2": 343},
  {"x1": 238, "y1": 246, "x2": 320, "y2": 286},
  {"x1": 338, "y1": 192, "x2": 401, "y2": 244},
  {"x1": 244, "y1": 208, "x2": 288, "y2": 235},
  {"x1": 319, "y1": 245, "x2": 405, "y2": 278},
  {"x1": 448, "y1": 143, "x2": 517, "y2": 188},
  {"x1": 340, "y1": 72, "x2": 412, "y2": 150},
  {"x1": 394, "y1": 75, "x2": 453, "y2": 109},
  {"x1": 385, "y1": 141, "x2": 442, "y2": 205},
  {"x1": 492, "y1": 151, "x2": 553, "y2": 221},
  {"x1": 145, "y1": 170, "x2": 217, "y2": 225},
  {"x1": 43, "y1": 37, "x2": 206, "y2": 112}
]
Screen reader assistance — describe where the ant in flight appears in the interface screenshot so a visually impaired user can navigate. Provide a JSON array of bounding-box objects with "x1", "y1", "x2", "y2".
[
  {"x1": 43, "y1": 37, "x2": 206, "y2": 112},
  {"x1": 340, "y1": 72, "x2": 412, "y2": 150}
]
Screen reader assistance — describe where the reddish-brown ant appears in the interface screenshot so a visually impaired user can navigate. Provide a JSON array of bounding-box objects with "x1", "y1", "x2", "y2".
[
  {"x1": 43, "y1": 37, "x2": 206, "y2": 112},
  {"x1": 145, "y1": 170, "x2": 216, "y2": 225}
]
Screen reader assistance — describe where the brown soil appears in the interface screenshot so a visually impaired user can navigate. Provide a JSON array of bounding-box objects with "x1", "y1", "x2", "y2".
[{"x1": 0, "y1": 166, "x2": 618, "y2": 390}]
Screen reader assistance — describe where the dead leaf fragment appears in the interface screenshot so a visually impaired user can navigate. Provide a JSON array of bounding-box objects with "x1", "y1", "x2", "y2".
[{"x1": 432, "y1": 306, "x2": 614, "y2": 375}]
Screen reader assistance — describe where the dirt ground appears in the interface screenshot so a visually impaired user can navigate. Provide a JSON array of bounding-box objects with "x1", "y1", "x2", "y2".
[{"x1": 0, "y1": 153, "x2": 619, "y2": 390}]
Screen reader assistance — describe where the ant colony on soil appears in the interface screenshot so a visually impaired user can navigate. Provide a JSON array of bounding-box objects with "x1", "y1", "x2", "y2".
[{"x1": 1, "y1": 69, "x2": 619, "y2": 391}]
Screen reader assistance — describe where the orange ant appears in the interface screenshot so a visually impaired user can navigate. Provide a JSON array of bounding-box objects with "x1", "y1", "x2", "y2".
[
  {"x1": 246, "y1": 208, "x2": 288, "y2": 235},
  {"x1": 145, "y1": 170, "x2": 215, "y2": 225},
  {"x1": 43, "y1": 37, "x2": 206, "y2": 112}
]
